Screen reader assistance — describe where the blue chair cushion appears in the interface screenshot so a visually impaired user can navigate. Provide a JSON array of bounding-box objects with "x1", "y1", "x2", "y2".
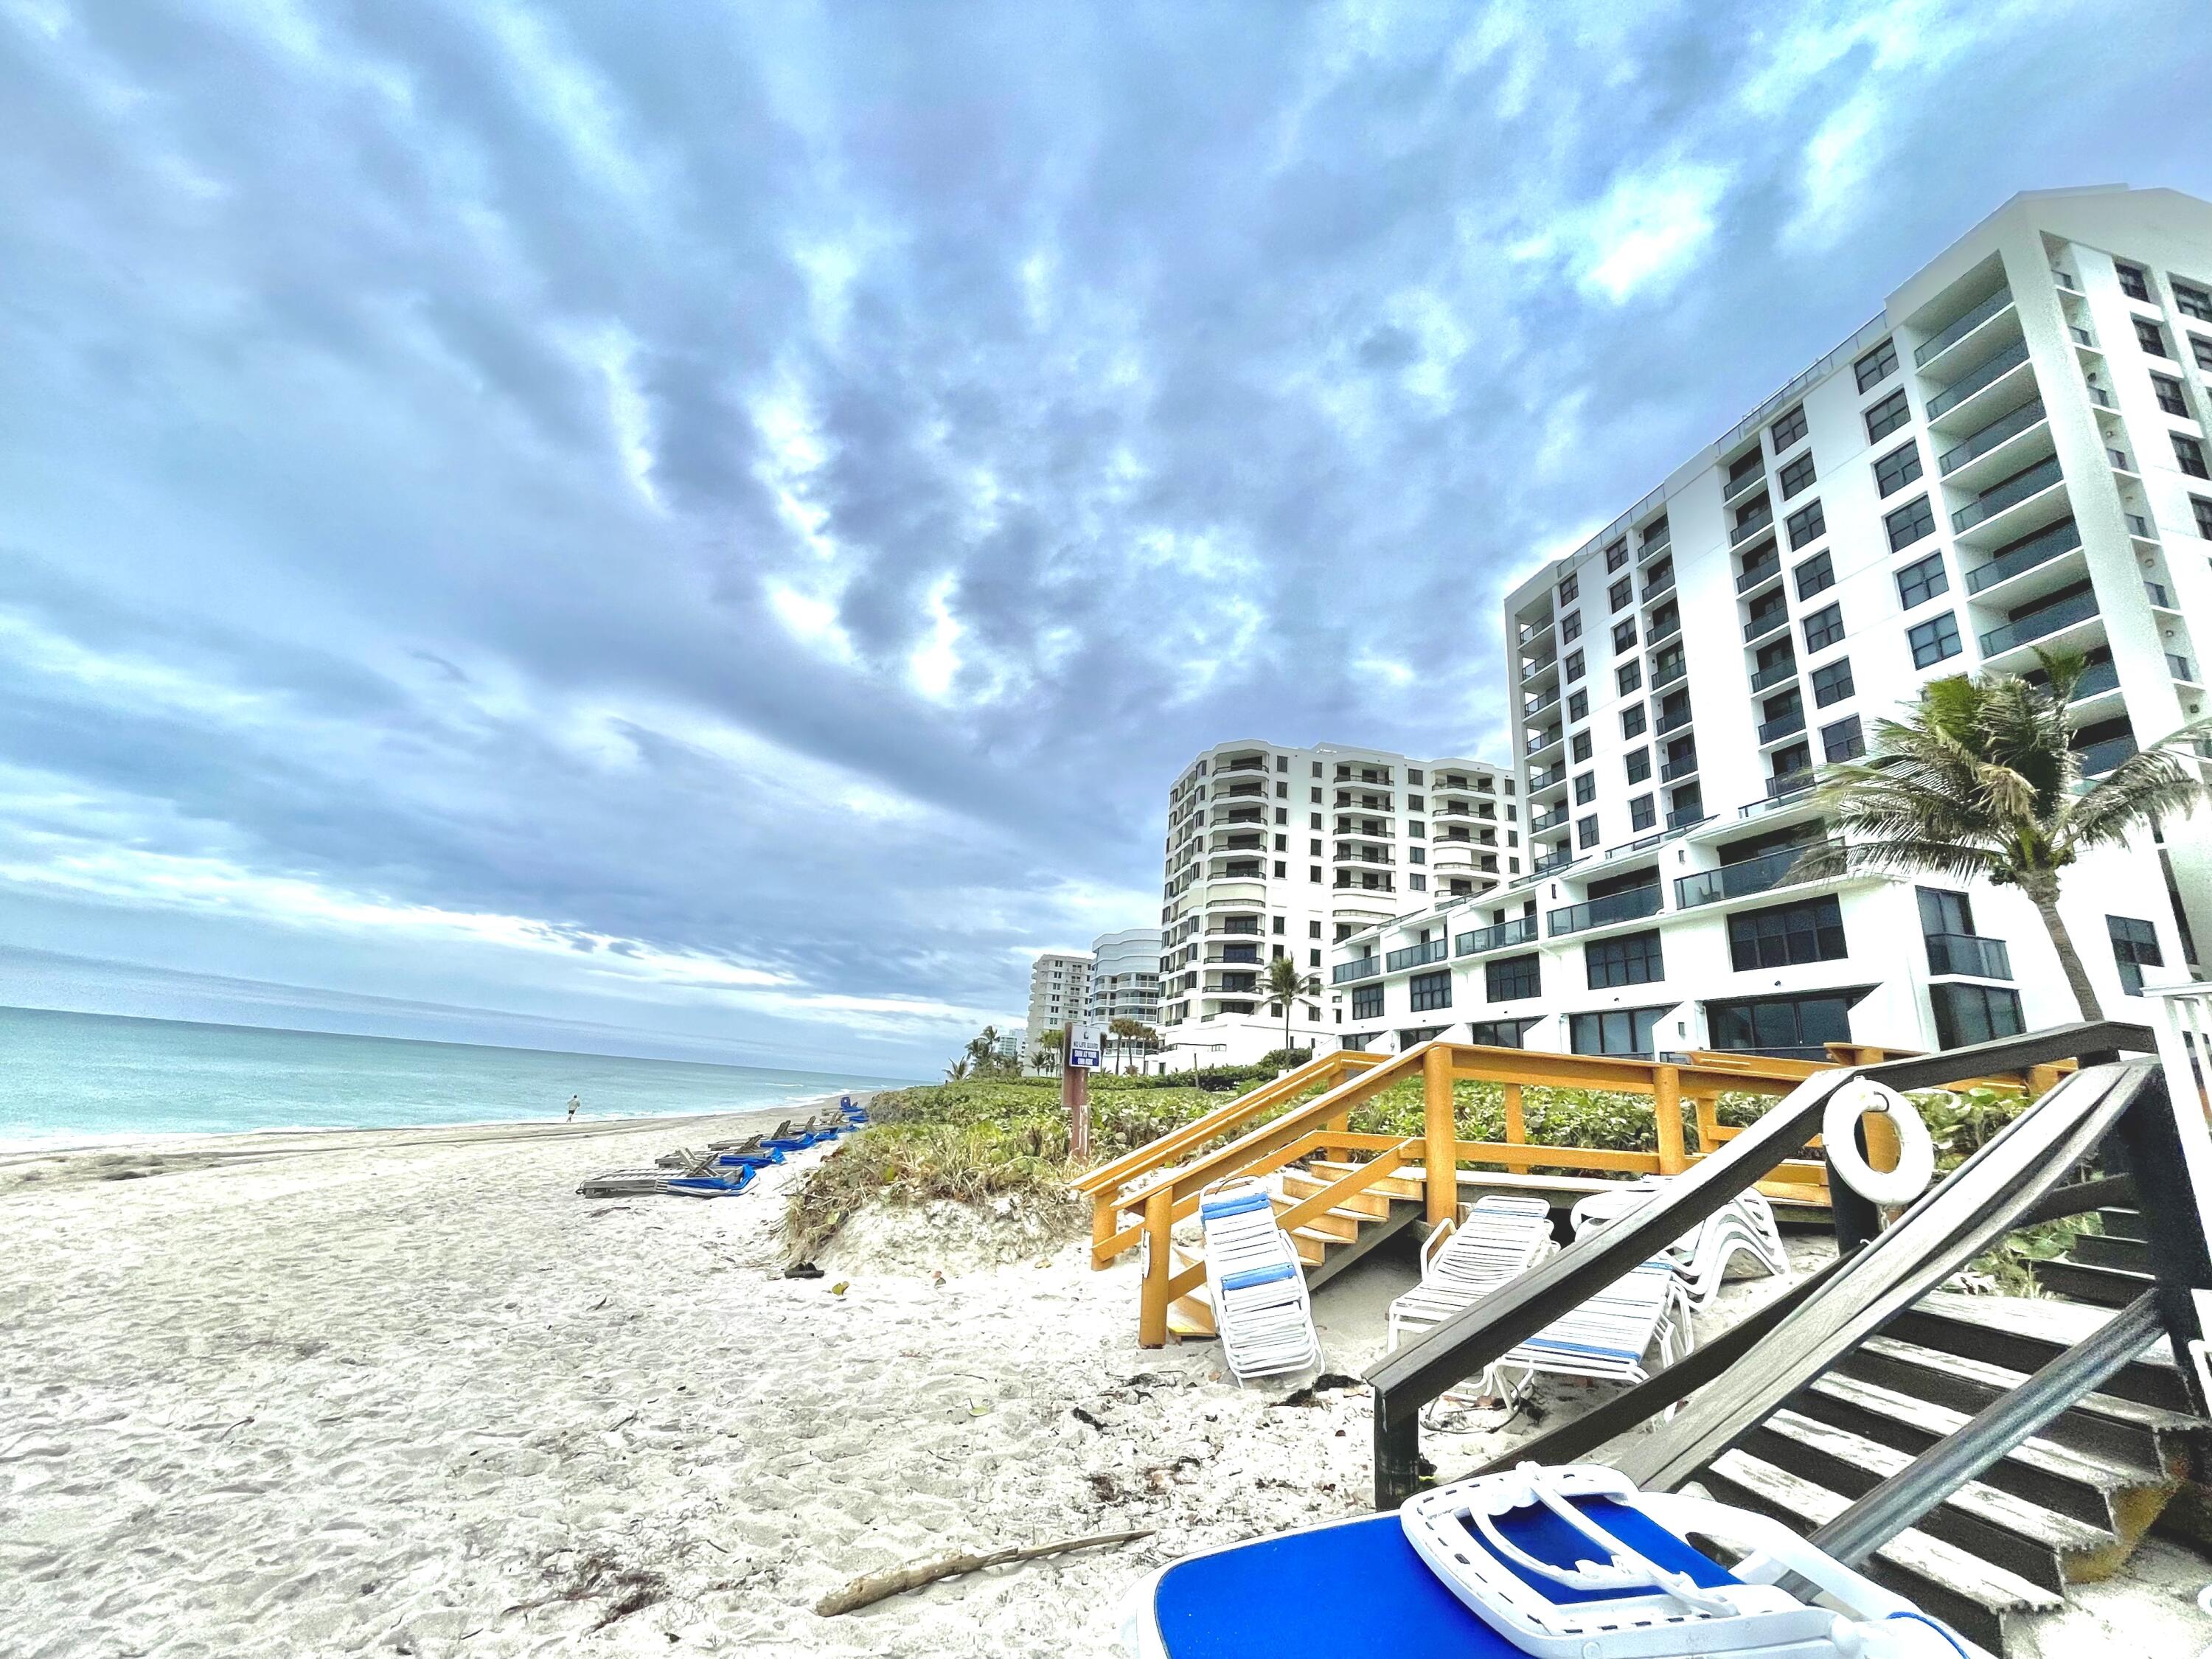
[
  {"x1": 1200, "y1": 1192, "x2": 1275, "y2": 1220},
  {"x1": 1219, "y1": 1263, "x2": 1299, "y2": 1293}
]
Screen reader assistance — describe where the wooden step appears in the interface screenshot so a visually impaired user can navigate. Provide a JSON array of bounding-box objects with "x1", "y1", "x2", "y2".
[
  {"x1": 1703, "y1": 1448, "x2": 2057, "y2": 1655},
  {"x1": 1842, "y1": 1335, "x2": 2201, "y2": 1478},
  {"x1": 1277, "y1": 1202, "x2": 1372, "y2": 1243},
  {"x1": 2097, "y1": 1207, "x2": 2146, "y2": 1242},
  {"x1": 1304, "y1": 1158, "x2": 1427, "y2": 1203},
  {"x1": 1279, "y1": 1168, "x2": 1394, "y2": 1220},
  {"x1": 2030, "y1": 1255, "x2": 2157, "y2": 1310},
  {"x1": 1892, "y1": 1293, "x2": 2190, "y2": 1414},
  {"x1": 2067, "y1": 1231, "x2": 2150, "y2": 1273},
  {"x1": 1794, "y1": 1371, "x2": 2178, "y2": 1541}
]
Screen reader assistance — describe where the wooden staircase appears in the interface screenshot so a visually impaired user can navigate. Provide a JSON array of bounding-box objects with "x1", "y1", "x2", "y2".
[
  {"x1": 2033, "y1": 1206, "x2": 2157, "y2": 1310},
  {"x1": 1700, "y1": 1290, "x2": 2209, "y2": 1655}
]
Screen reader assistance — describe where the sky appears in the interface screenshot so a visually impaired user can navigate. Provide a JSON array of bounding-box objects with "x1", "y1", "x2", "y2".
[{"x1": 3, "y1": 1, "x2": 2210, "y2": 1078}]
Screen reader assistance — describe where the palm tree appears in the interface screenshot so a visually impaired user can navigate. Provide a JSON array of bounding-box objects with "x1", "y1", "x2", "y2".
[
  {"x1": 1032, "y1": 1026, "x2": 1065, "y2": 1074},
  {"x1": 945, "y1": 1057, "x2": 970, "y2": 1082},
  {"x1": 1792, "y1": 648, "x2": 2205, "y2": 1021},
  {"x1": 1263, "y1": 956, "x2": 1322, "y2": 1062},
  {"x1": 1108, "y1": 1016, "x2": 1147, "y2": 1072}
]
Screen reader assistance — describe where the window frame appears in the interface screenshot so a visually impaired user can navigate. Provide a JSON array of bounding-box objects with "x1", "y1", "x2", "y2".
[
  {"x1": 1907, "y1": 611, "x2": 1962, "y2": 668},
  {"x1": 1726, "y1": 896, "x2": 1847, "y2": 972},
  {"x1": 1874, "y1": 442, "x2": 1924, "y2": 497},
  {"x1": 1586, "y1": 929, "x2": 1664, "y2": 990},
  {"x1": 1865, "y1": 387, "x2": 1910, "y2": 442},
  {"x1": 1803, "y1": 602, "x2": 1845, "y2": 654},
  {"x1": 1896, "y1": 550, "x2": 1949, "y2": 610}
]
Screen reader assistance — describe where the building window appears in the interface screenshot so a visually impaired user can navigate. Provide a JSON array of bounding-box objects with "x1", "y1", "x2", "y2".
[
  {"x1": 1728, "y1": 896, "x2": 1846, "y2": 970},
  {"x1": 1907, "y1": 613, "x2": 1961, "y2": 667},
  {"x1": 1486, "y1": 953, "x2": 1540, "y2": 1001},
  {"x1": 1811, "y1": 658, "x2": 1854, "y2": 707},
  {"x1": 1706, "y1": 993, "x2": 1857, "y2": 1059},
  {"x1": 1613, "y1": 619, "x2": 1638, "y2": 654},
  {"x1": 1778, "y1": 453, "x2": 1817, "y2": 498},
  {"x1": 1587, "y1": 930, "x2": 1664, "y2": 989},
  {"x1": 2135, "y1": 318, "x2": 2170, "y2": 358},
  {"x1": 1795, "y1": 550, "x2": 1834, "y2": 601},
  {"x1": 1874, "y1": 442, "x2": 1923, "y2": 496},
  {"x1": 1573, "y1": 771, "x2": 1596, "y2": 805},
  {"x1": 1409, "y1": 970, "x2": 1452, "y2": 1012},
  {"x1": 1570, "y1": 1007, "x2": 1665, "y2": 1059},
  {"x1": 1605, "y1": 539, "x2": 1630, "y2": 571},
  {"x1": 2108, "y1": 915, "x2": 2163, "y2": 995},
  {"x1": 1772, "y1": 406, "x2": 1809, "y2": 450},
  {"x1": 1572, "y1": 731, "x2": 1593, "y2": 762},
  {"x1": 2117, "y1": 262, "x2": 2151, "y2": 302},
  {"x1": 2195, "y1": 334, "x2": 2212, "y2": 373},
  {"x1": 1310, "y1": 866, "x2": 1322, "y2": 882},
  {"x1": 2176, "y1": 279, "x2": 2212, "y2": 322},
  {"x1": 1467, "y1": 1019, "x2": 1534, "y2": 1048},
  {"x1": 1855, "y1": 337, "x2": 1898, "y2": 392},
  {"x1": 1885, "y1": 495, "x2": 1935, "y2": 550},
  {"x1": 1785, "y1": 501, "x2": 1826, "y2": 549},
  {"x1": 1804, "y1": 602, "x2": 1845, "y2": 654},
  {"x1": 1559, "y1": 574, "x2": 1579, "y2": 604},
  {"x1": 1621, "y1": 706, "x2": 1647, "y2": 739},
  {"x1": 1568, "y1": 689, "x2": 1589, "y2": 722},
  {"x1": 1352, "y1": 982, "x2": 1383, "y2": 1020},
  {"x1": 2194, "y1": 496, "x2": 2212, "y2": 539},
  {"x1": 1822, "y1": 716, "x2": 1864, "y2": 762},
  {"x1": 1896, "y1": 550, "x2": 1949, "y2": 609},
  {"x1": 1274, "y1": 860, "x2": 1287, "y2": 877},
  {"x1": 1630, "y1": 793, "x2": 1656, "y2": 831},
  {"x1": 1606, "y1": 578, "x2": 1632, "y2": 615},
  {"x1": 1561, "y1": 610, "x2": 1583, "y2": 642},
  {"x1": 1617, "y1": 660, "x2": 1643, "y2": 695},
  {"x1": 2154, "y1": 374, "x2": 2188, "y2": 416},
  {"x1": 1625, "y1": 747, "x2": 1651, "y2": 784},
  {"x1": 1931, "y1": 981, "x2": 2024, "y2": 1048},
  {"x1": 1565, "y1": 649, "x2": 1586, "y2": 681},
  {"x1": 1576, "y1": 815, "x2": 1599, "y2": 848},
  {"x1": 1865, "y1": 387, "x2": 1910, "y2": 442},
  {"x1": 2176, "y1": 434, "x2": 2211, "y2": 479}
]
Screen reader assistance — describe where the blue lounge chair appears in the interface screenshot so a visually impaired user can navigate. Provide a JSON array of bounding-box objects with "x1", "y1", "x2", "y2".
[
  {"x1": 665, "y1": 1163, "x2": 754, "y2": 1197},
  {"x1": 1120, "y1": 1462, "x2": 1967, "y2": 1658}
]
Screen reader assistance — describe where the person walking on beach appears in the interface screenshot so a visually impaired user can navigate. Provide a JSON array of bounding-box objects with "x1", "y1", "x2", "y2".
[{"x1": 566, "y1": 1094, "x2": 580, "y2": 1124}]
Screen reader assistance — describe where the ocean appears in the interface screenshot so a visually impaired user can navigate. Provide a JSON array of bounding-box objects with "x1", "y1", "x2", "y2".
[{"x1": 0, "y1": 1004, "x2": 908, "y2": 1148}]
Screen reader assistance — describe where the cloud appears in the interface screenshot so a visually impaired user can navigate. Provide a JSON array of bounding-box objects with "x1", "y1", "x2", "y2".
[{"x1": 0, "y1": 0, "x2": 2206, "y2": 1072}]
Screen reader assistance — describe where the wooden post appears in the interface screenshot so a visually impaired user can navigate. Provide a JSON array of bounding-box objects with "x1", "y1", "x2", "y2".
[
  {"x1": 1091, "y1": 1193, "x2": 1116, "y2": 1270},
  {"x1": 1062, "y1": 1026, "x2": 1090, "y2": 1164},
  {"x1": 1690, "y1": 1093, "x2": 1719, "y2": 1155},
  {"x1": 1653, "y1": 1065, "x2": 1686, "y2": 1176},
  {"x1": 1502, "y1": 1082, "x2": 1526, "y2": 1149},
  {"x1": 1424, "y1": 1044, "x2": 1455, "y2": 1226},
  {"x1": 1139, "y1": 1186, "x2": 1173, "y2": 1348}
]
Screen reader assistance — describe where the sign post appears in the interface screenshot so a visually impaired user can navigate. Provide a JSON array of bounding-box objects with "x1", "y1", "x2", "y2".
[{"x1": 1064, "y1": 1020, "x2": 1102, "y2": 1162}]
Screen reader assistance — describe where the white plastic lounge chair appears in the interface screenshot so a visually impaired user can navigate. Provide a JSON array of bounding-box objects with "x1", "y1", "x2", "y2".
[
  {"x1": 1197, "y1": 1178, "x2": 1320, "y2": 1382},
  {"x1": 1385, "y1": 1196, "x2": 1559, "y2": 1351},
  {"x1": 1571, "y1": 1178, "x2": 1787, "y2": 1310},
  {"x1": 1121, "y1": 1460, "x2": 1969, "y2": 1657},
  {"x1": 1483, "y1": 1256, "x2": 1694, "y2": 1417}
]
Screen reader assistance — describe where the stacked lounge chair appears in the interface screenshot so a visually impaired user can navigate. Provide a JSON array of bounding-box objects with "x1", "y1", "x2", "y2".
[
  {"x1": 1197, "y1": 1178, "x2": 1320, "y2": 1382},
  {"x1": 1571, "y1": 1176, "x2": 1788, "y2": 1310},
  {"x1": 1385, "y1": 1195, "x2": 1559, "y2": 1352}
]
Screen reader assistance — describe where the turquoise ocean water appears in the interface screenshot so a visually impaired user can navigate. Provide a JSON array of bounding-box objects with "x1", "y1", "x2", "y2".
[{"x1": 0, "y1": 1004, "x2": 909, "y2": 1148}]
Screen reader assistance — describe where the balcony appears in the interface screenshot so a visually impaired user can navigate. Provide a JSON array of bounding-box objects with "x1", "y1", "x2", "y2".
[
  {"x1": 1666, "y1": 807, "x2": 1709, "y2": 831},
  {"x1": 2067, "y1": 656, "x2": 2123, "y2": 702},
  {"x1": 1651, "y1": 656, "x2": 1688, "y2": 690},
  {"x1": 1925, "y1": 932, "x2": 2014, "y2": 979},
  {"x1": 1525, "y1": 689, "x2": 1560, "y2": 717},
  {"x1": 1743, "y1": 608, "x2": 1790, "y2": 644},
  {"x1": 1547, "y1": 883, "x2": 1663, "y2": 938},
  {"x1": 2076, "y1": 733, "x2": 2137, "y2": 776},
  {"x1": 2148, "y1": 581, "x2": 2177, "y2": 611},
  {"x1": 1674, "y1": 841, "x2": 1832, "y2": 908},
  {"x1": 1951, "y1": 454, "x2": 2064, "y2": 533},
  {"x1": 1925, "y1": 339, "x2": 2031, "y2": 422},
  {"x1": 1728, "y1": 503, "x2": 1774, "y2": 546},
  {"x1": 1913, "y1": 285, "x2": 2014, "y2": 369},
  {"x1": 1530, "y1": 807, "x2": 1568, "y2": 834},
  {"x1": 1766, "y1": 770, "x2": 1816, "y2": 801},
  {"x1": 1660, "y1": 754, "x2": 1699, "y2": 783},
  {"x1": 1938, "y1": 397, "x2": 2048, "y2": 477},
  {"x1": 1757, "y1": 708, "x2": 1807, "y2": 745},
  {"x1": 1329, "y1": 956, "x2": 1379, "y2": 986},
  {"x1": 1655, "y1": 705, "x2": 1693, "y2": 737},
  {"x1": 1385, "y1": 939, "x2": 1450, "y2": 973},
  {"x1": 1734, "y1": 550, "x2": 1781, "y2": 594},
  {"x1": 1725, "y1": 465, "x2": 1767, "y2": 503},
  {"x1": 1750, "y1": 658, "x2": 1797, "y2": 693},
  {"x1": 1526, "y1": 727, "x2": 1563, "y2": 758},
  {"x1": 1528, "y1": 764, "x2": 1566, "y2": 791},
  {"x1": 1455, "y1": 916, "x2": 1538, "y2": 956},
  {"x1": 1643, "y1": 568, "x2": 1677, "y2": 602},
  {"x1": 1965, "y1": 517, "x2": 2083, "y2": 596},
  {"x1": 1979, "y1": 586, "x2": 2100, "y2": 656},
  {"x1": 1532, "y1": 850, "x2": 1575, "y2": 877}
]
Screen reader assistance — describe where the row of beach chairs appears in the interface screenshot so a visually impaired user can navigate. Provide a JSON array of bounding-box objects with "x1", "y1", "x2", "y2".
[{"x1": 574, "y1": 1099, "x2": 869, "y2": 1199}]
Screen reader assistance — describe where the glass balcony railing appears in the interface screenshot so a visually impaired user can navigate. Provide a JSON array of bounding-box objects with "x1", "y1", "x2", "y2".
[
  {"x1": 1725, "y1": 466, "x2": 1767, "y2": 502},
  {"x1": 1528, "y1": 764, "x2": 1565, "y2": 790},
  {"x1": 1758, "y1": 709, "x2": 1807, "y2": 744},
  {"x1": 1674, "y1": 841, "x2": 1832, "y2": 908},
  {"x1": 1965, "y1": 518, "x2": 2082, "y2": 594},
  {"x1": 1530, "y1": 807, "x2": 1568, "y2": 833},
  {"x1": 1652, "y1": 657, "x2": 1688, "y2": 689},
  {"x1": 1656, "y1": 706, "x2": 1693, "y2": 736},
  {"x1": 1979, "y1": 585, "x2": 2099, "y2": 655},
  {"x1": 1938, "y1": 397, "x2": 2047, "y2": 475},
  {"x1": 1455, "y1": 916, "x2": 1538, "y2": 956},
  {"x1": 1385, "y1": 939, "x2": 1450, "y2": 972},
  {"x1": 1526, "y1": 728, "x2": 1562, "y2": 757},
  {"x1": 1734, "y1": 552, "x2": 1781, "y2": 594},
  {"x1": 1766, "y1": 770, "x2": 1816, "y2": 800},
  {"x1": 1647, "y1": 614, "x2": 1682, "y2": 646},
  {"x1": 1926, "y1": 340, "x2": 2031, "y2": 420},
  {"x1": 1532, "y1": 850, "x2": 1575, "y2": 877},
  {"x1": 1643, "y1": 569, "x2": 1677, "y2": 601},
  {"x1": 1914, "y1": 286, "x2": 2014, "y2": 367},
  {"x1": 1728, "y1": 504, "x2": 1774, "y2": 546},
  {"x1": 1332, "y1": 957, "x2": 1381, "y2": 985},
  {"x1": 1743, "y1": 608, "x2": 1790, "y2": 643},
  {"x1": 1547, "y1": 884, "x2": 1663, "y2": 938},
  {"x1": 2067, "y1": 656, "x2": 2121, "y2": 701},
  {"x1": 1951, "y1": 455, "x2": 2064, "y2": 532},
  {"x1": 1924, "y1": 932, "x2": 2014, "y2": 980},
  {"x1": 1525, "y1": 689, "x2": 1560, "y2": 716},
  {"x1": 1666, "y1": 807, "x2": 1708, "y2": 831},
  {"x1": 1750, "y1": 658, "x2": 1797, "y2": 692},
  {"x1": 2076, "y1": 733, "x2": 2138, "y2": 776},
  {"x1": 1660, "y1": 754, "x2": 1699, "y2": 782}
]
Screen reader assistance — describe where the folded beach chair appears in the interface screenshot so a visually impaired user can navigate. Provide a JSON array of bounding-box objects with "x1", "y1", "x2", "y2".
[
  {"x1": 1121, "y1": 1461, "x2": 1969, "y2": 1658},
  {"x1": 577, "y1": 1162, "x2": 755, "y2": 1199},
  {"x1": 763, "y1": 1118, "x2": 823, "y2": 1150},
  {"x1": 1385, "y1": 1196, "x2": 1559, "y2": 1352},
  {"x1": 1571, "y1": 1178, "x2": 1787, "y2": 1311},
  {"x1": 1482, "y1": 1256, "x2": 1694, "y2": 1419},
  {"x1": 1197, "y1": 1178, "x2": 1320, "y2": 1382}
]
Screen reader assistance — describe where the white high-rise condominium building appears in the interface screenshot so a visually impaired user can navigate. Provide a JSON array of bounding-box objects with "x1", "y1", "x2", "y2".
[
  {"x1": 1087, "y1": 928, "x2": 1164, "y2": 1028},
  {"x1": 1024, "y1": 951, "x2": 1091, "y2": 1066},
  {"x1": 1158, "y1": 740, "x2": 1515, "y2": 1065},
  {"x1": 1329, "y1": 186, "x2": 2209, "y2": 1060}
]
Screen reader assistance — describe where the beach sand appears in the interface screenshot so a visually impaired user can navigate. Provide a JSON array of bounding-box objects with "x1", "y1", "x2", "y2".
[{"x1": 3, "y1": 1107, "x2": 1834, "y2": 1658}]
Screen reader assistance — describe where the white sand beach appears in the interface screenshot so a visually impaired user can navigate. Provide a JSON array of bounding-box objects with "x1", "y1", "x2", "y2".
[{"x1": 0, "y1": 1106, "x2": 1897, "y2": 1658}]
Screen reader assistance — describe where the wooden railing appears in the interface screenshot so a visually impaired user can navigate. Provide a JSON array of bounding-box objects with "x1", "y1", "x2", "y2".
[{"x1": 1082, "y1": 1038, "x2": 1827, "y2": 1348}]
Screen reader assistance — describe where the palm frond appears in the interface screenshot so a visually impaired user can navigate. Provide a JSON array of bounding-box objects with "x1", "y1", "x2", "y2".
[
  {"x1": 2061, "y1": 740, "x2": 2209, "y2": 852},
  {"x1": 1796, "y1": 836, "x2": 2008, "y2": 886}
]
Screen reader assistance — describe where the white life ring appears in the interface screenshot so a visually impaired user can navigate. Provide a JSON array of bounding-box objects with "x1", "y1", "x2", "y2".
[{"x1": 1823, "y1": 1077, "x2": 1935, "y2": 1207}]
